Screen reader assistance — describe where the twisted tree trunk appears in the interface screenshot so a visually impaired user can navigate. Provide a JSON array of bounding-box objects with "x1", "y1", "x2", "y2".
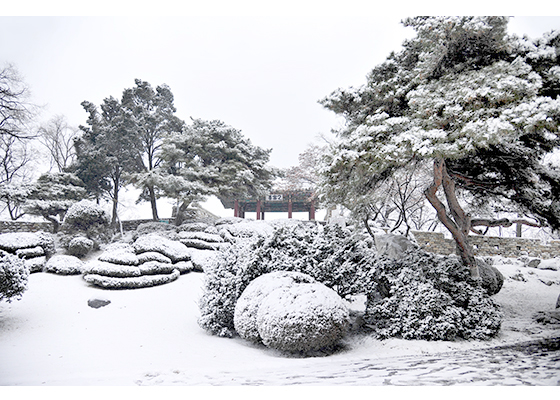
[{"x1": 424, "y1": 158, "x2": 479, "y2": 279}]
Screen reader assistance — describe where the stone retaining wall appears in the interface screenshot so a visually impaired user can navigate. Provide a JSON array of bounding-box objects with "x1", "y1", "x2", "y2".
[
  {"x1": 0, "y1": 219, "x2": 176, "y2": 234},
  {"x1": 412, "y1": 231, "x2": 560, "y2": 259},
  {"x1": 0, "y1": 220, "x2": 54, "y2": 233}
]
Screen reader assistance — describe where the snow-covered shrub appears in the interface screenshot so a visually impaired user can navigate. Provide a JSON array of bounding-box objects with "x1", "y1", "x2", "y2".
[
  {"x1": 25, "y1": 256, "x2": 46, "y2": 273},
  {"x1": 234, "y1": 271, "x2": 316, "y2": 343},
  {"x1": 133, "y1": 233, "x2": 191, "y2": 263},
  {"x1": 83, "y1": 260, "x2": 141, "y2": 277},
  {"x1": 363, "y1": 250, "x2": 503, "y2": 341},
  {"x1": 0, "y1": 232, "x2": 55, "y2": 257},
  {"x1": 67, "y1": 236, "x2": 94, "y2": 258},
  {"x1": 62, "y1": 200, "x2": 110, "y2": 231},
  {"x1": 61, "y1": 200, "x2": 111, "y2": 249},
  {"x1": 43, "y1": 254, "x2": 84, "y2": 275},
  {"x1": 198, "y1": 223, "x2": 375, "y2": 337},
  {"x1": 137, "y1": 252, "x2": 172, "y2": 264},
  {"x1": 83, "y1": 269, "x2": 179, "y2": 289},
  {"x1": 0, "y1": 250, "x2": 29, "y2": 302},
  {"x1": 257, "y1": 282, "x2": 350, "y2": 353},
  {"x1": 98, "y1": 249, "x2": 139, "y2": 266},
  {"x1": 133, "y1": 222, "x2": 177, "y2": 240}
]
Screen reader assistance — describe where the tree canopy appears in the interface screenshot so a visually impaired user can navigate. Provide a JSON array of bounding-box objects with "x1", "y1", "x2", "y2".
[
  {"x1": 319, "y1": 16, "x2": 560, "y2": 278},
  {"x1": 160, "y1": 118, "x2": 277, "y2": 219}
]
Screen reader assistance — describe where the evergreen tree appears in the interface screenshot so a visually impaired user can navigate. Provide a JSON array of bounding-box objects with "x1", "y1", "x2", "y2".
[
  {"x1": 320, "y1": 17, "x2": 560, "y2": 278},
  {"x1": 73, "y1": 98, "x2": 143, "y2": 226},
  {"x1": 121, "y1": 79, "x2": 184, "y2": 220},
  {"x1": 160, "y1": 119, "x2": 277, "y2": 221},
  {"x1": 24, "y1": 172, "x2": 86, "y2": 232}
]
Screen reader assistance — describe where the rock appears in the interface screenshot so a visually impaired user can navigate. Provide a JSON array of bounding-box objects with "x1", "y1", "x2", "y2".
[
  {"x1": 374, "y1": 234, "x2": 417, "y2": 260},
  {"x1": 533, "y1": 310, "x2": 560, "y2": 325},
  {"x1": 133, "y1": 234, "x2": 191, "y2": 263},
  {"x1": 477, "y1": 259, "x2": 504, "y2": 296},
  {"x1": 535, "y1": 259, "x2": 559, "y2": 271},
  {"x1": 556, "y1": 294, "x2": 560, "y2": 309},
  {"x1": 256, "y1": 282, "x2": 350, "y2": 354},
  {"x1": 234, "y1": 271, "x2": 316, "y2": 344},
  {"x1": 527, "y1": 259, "x2": 542, "y2": 269},
  {"x1": 44, "y1": 255, "x2": 84, "y2": 275},
  {"x1": 88, "y1": 298, "x2": 111, "y2": 309}
]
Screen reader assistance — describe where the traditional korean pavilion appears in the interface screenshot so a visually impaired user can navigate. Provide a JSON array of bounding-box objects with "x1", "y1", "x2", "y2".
[{"x1": 220, "y1": 190, "x2": 317, "y2": 220}]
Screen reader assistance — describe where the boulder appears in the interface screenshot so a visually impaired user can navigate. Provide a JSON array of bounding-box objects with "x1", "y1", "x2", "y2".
[
  {"x1": 374, "y1": 234, "x2": 417, "y2": 260},
  {"x1": 88, "y1": 298, "x2": 111, "y2": 309},
  {"x1": 477, "y1": 258, "x2": 504, "y2": 296},
  {"x1": 256, "y1": 282, "x2": 350, "y2": 354},
  {"x1": 234, "y1": 271, "x2": 316, "y2": 344},
  {"x1": 556, "y1": 293, "x2": 560, "y2": 309}
]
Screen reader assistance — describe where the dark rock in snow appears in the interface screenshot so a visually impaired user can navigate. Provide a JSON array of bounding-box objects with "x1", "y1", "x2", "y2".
[
  {"x1": 88, "y1": 298, "x2": 111, "y2": 309},
  {"x1": 556, "y1": 293, "x2": 560, "y2": 309},
  {"x1": 477, "y1": 258, "x2": 504, "y2": 296}
]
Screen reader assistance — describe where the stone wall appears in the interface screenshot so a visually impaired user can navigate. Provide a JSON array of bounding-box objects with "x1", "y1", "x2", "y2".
[
  {"x1": 412, "y1": 231, "x2": 560, "y2": 259},
  {"x1": 0, "y1": 219, "x2": 176, "y2": 234},
  {"x1": 0, "y1": 220, "x2": 54, "y2": 233}
]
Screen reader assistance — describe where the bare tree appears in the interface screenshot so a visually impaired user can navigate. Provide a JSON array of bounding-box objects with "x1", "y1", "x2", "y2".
[
  {"x1": 37, "y1": 115, "x2": 78, "y2": 172},
  {"x1": 0, "y1": 63, "x2": 35, "y2": 140}
]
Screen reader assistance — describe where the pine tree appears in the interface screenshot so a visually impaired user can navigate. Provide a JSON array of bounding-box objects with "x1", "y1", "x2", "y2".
[
  {"x1": 121, "y1": 79, "x2": 184, "y2": 220},
  {"x1": 320, "y1": 17, "x2": 560, "y2": 278}
]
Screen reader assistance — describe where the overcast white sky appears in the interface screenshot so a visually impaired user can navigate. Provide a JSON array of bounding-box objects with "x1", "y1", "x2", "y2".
[{"x1": 2, "y1": 2, "x2": 560, "y2": 171}]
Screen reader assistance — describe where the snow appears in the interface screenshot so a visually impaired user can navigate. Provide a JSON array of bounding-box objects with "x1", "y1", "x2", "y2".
[{"x1": 0, "y1": 254, "x2": 558, "y2": 386}]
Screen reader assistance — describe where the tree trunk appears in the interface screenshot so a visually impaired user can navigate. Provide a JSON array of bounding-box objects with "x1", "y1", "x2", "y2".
[
  {"x1": 148, "y1": 184, "x2": 159, "y2": 221},
  {"x1": 111, "y1": 170, "x2": 120, "y2": 227},
  {"x1": 424, "y1": 158, "x2": 480, "y2": 279}
]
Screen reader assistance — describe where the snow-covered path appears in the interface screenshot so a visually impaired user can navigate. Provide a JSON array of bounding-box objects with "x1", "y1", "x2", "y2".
[
  {"x1": 1, "y1": 257, "x2": 559, "y2": 386},
  {"x1": 136, "y1": 337, "x2": 560, "y2": 385}
]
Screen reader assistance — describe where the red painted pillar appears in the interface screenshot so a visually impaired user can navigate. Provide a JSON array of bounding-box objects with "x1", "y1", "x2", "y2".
[
  {"x1": 309, "y1": 200, "x2": 315, "y2": 221},
  {"x1": 256, "y1": 200, "x2": 261, "y2": 220},
  {"x1": 288, "y1": 197, "x2": 293, "y2": 219},
  {"x1": 234, "y1": 200, "x2": 239, "y2": 217}
]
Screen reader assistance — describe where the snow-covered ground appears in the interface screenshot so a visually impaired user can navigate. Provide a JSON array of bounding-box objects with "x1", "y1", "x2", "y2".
[{"x1": 0, "y1": 248, "x2": 559, "y2": 387}]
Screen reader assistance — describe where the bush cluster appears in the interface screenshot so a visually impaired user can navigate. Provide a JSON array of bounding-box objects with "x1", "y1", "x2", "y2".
[
  {"x1": 198, "y1": 223, "x2": 375, "y2": 337},
  {"x1": 60, "y1": 200, "x2": 111, "y2": 254},
  {"x1": 363, "y1": 250, "x2": 503, "y2": 340}
]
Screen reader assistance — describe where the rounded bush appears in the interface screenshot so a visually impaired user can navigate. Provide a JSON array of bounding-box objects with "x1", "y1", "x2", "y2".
[
  {"x1": 44, "y1": 254, "x2": 84, "y2": 275},
  {"x1": 234, "y1": 271, "x2": 316, "y2": 343},
  {"x1": 0, "y1": 250, "x2": 29, "y2": 302},
  {"x1": 62, "y1": 200, "x2": 110, "y2": 231},
  {"x1": 256, "y1": 282, "x2": 350, "y2": 353},
  {"x1": 67, "y1": 236, "x2": 94, "y2": 258}
]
